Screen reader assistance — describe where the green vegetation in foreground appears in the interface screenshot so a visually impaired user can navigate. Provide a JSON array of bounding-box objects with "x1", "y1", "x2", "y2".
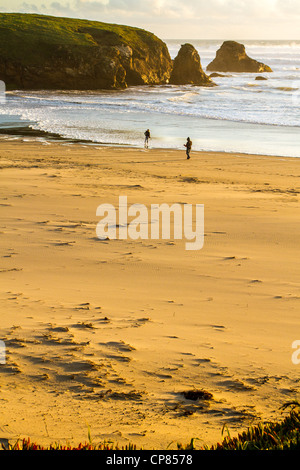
[
  {"x1": 2, "y1": 403, "x2": 300, "y2": 450},
  {"x1": 0, "y1": 12, "x2": 165, "y2": 66},
  {"x1": 202, "y1": 402, "x2": 300, "y2": 450}
]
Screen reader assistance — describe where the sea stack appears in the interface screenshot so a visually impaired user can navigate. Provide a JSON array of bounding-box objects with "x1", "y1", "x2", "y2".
[
  {"x1": 207, "y1": 41, "x2": 272, "y2": 73},
  {"x1": 169, "y1": 43, "x2": 215, "y2": 86},
  {"x1": 0, "y1": 13, "x2": 172, "y2": 90}
]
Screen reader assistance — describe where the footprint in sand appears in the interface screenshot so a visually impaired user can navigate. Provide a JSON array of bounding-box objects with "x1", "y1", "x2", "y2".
[
  {"x1": 101, "y1": 340, "x2": 136, "y2": 353},
  {"x1": 53, "y1": 241, "x2": 76, "y2": 246}
]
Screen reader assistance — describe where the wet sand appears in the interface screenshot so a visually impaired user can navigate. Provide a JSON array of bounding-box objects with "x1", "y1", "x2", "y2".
[{"x1": 0, "y1": 138, "x2": 300, "y2": 449}]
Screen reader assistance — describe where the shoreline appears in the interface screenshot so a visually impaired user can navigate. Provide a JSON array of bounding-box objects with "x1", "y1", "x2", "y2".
[
  {"x1": 0, "y1": 139, "x2": 300, "y2": 449},
  {"x1": 0, "y1": 126, "x2": 299, "y2": 161}
]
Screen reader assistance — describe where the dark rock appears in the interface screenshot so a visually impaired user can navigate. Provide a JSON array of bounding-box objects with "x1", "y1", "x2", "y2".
[
  {"x1": 209, "y1": 72, "x2": 227, "y2": 78},
  {"x1": 0, "y1": 13, "x2": 172, "y2": 90},
  {"x1": 207, "y1": 41, "x2": 272, "y2": 73},
  {"x1": 255, "y1": 76, "x2": 268, "y2": 80},
  {"x1": 181, "y1": 389, "x2": 213, "y2": 401},
  {"x1": 170, "y1": 43, "x2": 215, "y2": 86}
]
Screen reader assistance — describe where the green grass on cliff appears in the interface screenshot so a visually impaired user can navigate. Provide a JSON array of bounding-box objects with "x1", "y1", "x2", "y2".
[{"x1": 0, "y1": 13, "x2": 166, "y2": 65}]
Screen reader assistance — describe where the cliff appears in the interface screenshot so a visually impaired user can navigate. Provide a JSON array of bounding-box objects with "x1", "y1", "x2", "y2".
[
  {"x1": 169, "y1": 43, "x2": 214, "y2": 86},
  {"x1": 0, "y1": 13, "x2": 172, "y2": 90},
  {"x1": 207, "y1": 41, "x2": 272, "y2": 73}
]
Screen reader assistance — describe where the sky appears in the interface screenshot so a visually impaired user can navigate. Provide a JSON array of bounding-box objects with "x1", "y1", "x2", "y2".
[{"x1": 0, "y1": 0, "x2": 300, "y2": 39}]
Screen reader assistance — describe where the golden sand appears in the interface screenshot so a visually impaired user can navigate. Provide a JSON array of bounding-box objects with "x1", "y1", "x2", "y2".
[{"x1": 0, "y1": 139, "x2": 300, "y2": 449}]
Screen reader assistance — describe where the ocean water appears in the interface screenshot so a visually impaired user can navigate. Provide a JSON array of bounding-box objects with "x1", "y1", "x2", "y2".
[{"x1": 0, "y1": 39, "x2": 299, "y2": 157}]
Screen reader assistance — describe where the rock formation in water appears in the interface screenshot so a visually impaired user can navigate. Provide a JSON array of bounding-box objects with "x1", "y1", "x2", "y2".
[
  {"x1": 169, "y1": 43, "x2": 215, "y2": 86},
  {"x1": 209, "y1": 72, "x2": 227, "y2": 78},
  {"x1": 0, "y1": 13, "x2": 172, "y2": 90},
  {"x1": 207, "y1": 41, "x2": 272, "y2": 73}
]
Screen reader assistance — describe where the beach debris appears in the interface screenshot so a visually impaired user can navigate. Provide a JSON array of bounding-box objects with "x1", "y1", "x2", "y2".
[{"x1": 181, "y1": 389, "x2": 213, "y2": 401}]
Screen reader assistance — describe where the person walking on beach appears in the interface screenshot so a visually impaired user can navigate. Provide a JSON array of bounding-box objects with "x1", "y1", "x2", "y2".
[
  {"x1": 184, "y1": 137, "x2": 192, "y2": 159},
  {"x1": 144, "y1": 129, "x2": 151, "y2": 148}
]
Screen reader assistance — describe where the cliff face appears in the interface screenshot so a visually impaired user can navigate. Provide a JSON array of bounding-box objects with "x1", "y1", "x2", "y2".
[
  {"x1": 0, "y1": 13, "x2": 172, "y2": 90},
  {"x1": 207, "y1": 41, "x2": 272, "y2": 73},
  {"x1": 170, "y1": 43, "x2": 214, "y2": 86}
]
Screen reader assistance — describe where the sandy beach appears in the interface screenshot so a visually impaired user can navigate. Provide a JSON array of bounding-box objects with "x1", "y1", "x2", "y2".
[{"x1": 0, "y1": 138, "x2": 300, "y2": 449}]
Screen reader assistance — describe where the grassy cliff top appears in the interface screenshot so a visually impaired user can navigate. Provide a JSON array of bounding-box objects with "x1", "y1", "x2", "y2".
[{"x1": 0, "y1": 13, "x2": 166, "y2": 64}]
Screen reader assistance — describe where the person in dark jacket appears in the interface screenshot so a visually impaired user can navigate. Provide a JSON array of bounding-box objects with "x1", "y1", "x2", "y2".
[
  {"x1": 144, "y1": 129, "x2": 151, "y2": 148},
  {"x1": 184, "y1": 137, "x2": 192, "y2": 159}
]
